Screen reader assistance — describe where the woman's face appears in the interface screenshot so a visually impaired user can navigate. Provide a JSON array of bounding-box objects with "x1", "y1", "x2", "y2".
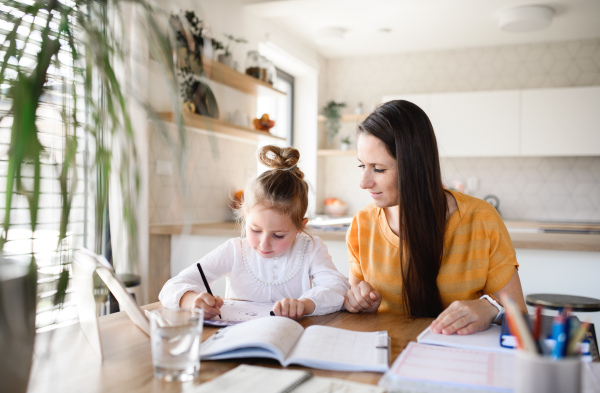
[
  {"x1": 357, "y1": 133, "x2": 399, "y2": 208},
  {"x1": 245, "y1": 205, "x2": 300, "y2": 258}
]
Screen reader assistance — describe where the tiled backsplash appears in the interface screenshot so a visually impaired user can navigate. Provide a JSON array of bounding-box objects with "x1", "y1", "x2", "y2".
[
  {"x1": 320, "y1": 38, "x2": 600, "y2": 222},
  {"x1": 319, "y1": 155, "x2": 600, "y2": 222},
  {"x1": 441, "y1": 156, "x2": 600, "y2": 222},
  {"x1": 149, "y1": 126, "x2": 257, "y2": 225}
]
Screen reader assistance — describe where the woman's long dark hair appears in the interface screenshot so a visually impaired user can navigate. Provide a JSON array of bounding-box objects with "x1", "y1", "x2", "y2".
[{"x1": 358, "y1": 100, "x2": 447, "y2": 317}]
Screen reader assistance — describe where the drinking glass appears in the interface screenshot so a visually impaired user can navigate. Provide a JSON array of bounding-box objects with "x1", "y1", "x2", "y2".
[{"x1": 149, "y1": 308, "x2": 204, "y2": 382}]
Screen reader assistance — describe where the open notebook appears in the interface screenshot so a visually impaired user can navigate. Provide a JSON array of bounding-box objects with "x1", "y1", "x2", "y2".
[{"x1": 201, "y1": 316, "x2": 390, "y2": 372}]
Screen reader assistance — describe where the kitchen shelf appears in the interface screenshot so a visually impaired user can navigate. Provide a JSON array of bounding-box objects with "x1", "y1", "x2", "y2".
[
  {"x1": 203, "y1": 59, "x2": 286, "y2": 97},
  {"x1": 150, "y1": 50, "x2": 286, "y2": 97},
  {"x1": 158, "y1": 112, "x2": 285, "y2": 142},
  {"x1": 318, "y1": 113, "x2": 367, "y2": 122},
  {"x1": 317, "y1": 149, "x2": 357, "y2": 156}
]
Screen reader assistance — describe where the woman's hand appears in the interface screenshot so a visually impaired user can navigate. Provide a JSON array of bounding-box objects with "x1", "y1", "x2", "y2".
[
  {"x1": 183, "y1": 291, "x2": 223, "y2": 319},
  {"x1": 344, "y1": 280, "x2": 382, "y2": 313},
  {"x1": 429, "y1": 298, "x2": 498, "y2": 335},
  {"x1": 431, "y1": 269, "x2": 526, "y2": 335},
  {"x1": 272, "y1": 298, "x2": 315, "y2": 319}
]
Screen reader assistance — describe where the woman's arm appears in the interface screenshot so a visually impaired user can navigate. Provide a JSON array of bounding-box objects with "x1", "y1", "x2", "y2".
[
  {"x1": 430, "y1": 268, "x2": 526, "y2": 335},
  {"x1": 343, "y1": 274, "x2": 383, "y2": 313}
]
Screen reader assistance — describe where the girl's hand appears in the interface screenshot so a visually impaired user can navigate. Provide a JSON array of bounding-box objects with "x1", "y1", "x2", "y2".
[
  {"x1": 429, "y1": 298, "x2": 498, "y2": 335},
  {"x1": 192, "y1": 292, "x2": 224, "y2": 320},
  {"x1": 344, "y1": 281, "x2": 382, "y2": 313},
  {"x1": 272, "y1": 298, "x2": 315, "y2": 319}
]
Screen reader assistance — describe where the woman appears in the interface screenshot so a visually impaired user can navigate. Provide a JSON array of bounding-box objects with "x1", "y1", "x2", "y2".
[{"x1": 343, "y1": 100, "x2": 526, "y2": 335}]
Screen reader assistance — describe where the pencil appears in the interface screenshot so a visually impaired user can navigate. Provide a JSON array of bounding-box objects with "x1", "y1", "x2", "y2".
[
  {"x1": 197, "y1": 262, "x2": 221, "y2": 319},
  {"x1": 501, "y1": 294, "x2": 538, "y2": 354},
  {"x1": 567, "y1": 321, "x2": 589, "y2": 356}
]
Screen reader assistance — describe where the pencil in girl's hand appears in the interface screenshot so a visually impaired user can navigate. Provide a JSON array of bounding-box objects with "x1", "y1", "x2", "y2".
[{"x1": 197, "y1": 262, "x2": 221, "y2": 319}]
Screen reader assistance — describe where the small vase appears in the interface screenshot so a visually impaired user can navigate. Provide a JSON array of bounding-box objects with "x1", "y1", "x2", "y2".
[
  {"x1": 0, "y1": 258, "x2": 37, "y2": 393},
  {"x1": 340, "y1": 142, "x2": 350, "y2": 151},
  {"x1": 218, "y1": 53, "x2": 234, "y2": 68}
]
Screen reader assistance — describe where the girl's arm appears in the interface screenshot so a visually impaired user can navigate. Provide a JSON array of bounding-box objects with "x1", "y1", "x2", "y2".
[
  {"x1": 298, "y1": 237, "x2": 351, "y2": 316},
  {"x1": 158, "y1": 239, "x2": 235, "y2": 309}
]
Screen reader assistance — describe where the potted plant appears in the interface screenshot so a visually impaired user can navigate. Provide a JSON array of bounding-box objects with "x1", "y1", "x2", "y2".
[
  {"x1": 170, "y1": 10, "x2": 220, "y2": 118},
  {"x1": 0, "y1": 1, "x2": 187, "y2": 392},
  {"x1": 218, "y1": 33, "x2": 248, "y2": 69},
  {"x1": 322, "y1": 100, "x2": 346, "y2": 145},
  {"x1": 340, "y1": 135, "x2": 352, "y2": 150}
]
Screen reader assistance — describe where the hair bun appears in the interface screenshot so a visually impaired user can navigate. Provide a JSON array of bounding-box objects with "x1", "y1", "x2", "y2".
[{"x1": 258, "y1": 145, "x2": 301, "y2": 173}]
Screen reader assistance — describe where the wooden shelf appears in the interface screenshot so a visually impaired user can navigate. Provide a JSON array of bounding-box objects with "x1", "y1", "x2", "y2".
[
  {"x1": 318, "y1": 113, "x2": 367, "y2": 122},
  {"x1": 203, "y1": 59, "x2": 286, "y2": 97},
  {"x1": 150, "y1": 50, "x2": 286, "y2": 97},
  {"x1": 317, "y1": 149, "x2": 358, "y2": 156},
  {"x1": 158, "y1": 112, "x2": 285, "y2": 142}
]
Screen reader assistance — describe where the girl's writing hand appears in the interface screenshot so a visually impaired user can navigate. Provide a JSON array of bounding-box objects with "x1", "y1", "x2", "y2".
[
  {"x1": 430, "y1": 299, "x2": 497, "y2": 335},
  {"x1": 272, "y1": 298, "x2": 315, "y2": 319},
  {"x1": 193, "y1": 292, "x2": 224, "y2": 320},
  {"x1": 344, "y1": 281, "x2": 381, "y2": 313}
]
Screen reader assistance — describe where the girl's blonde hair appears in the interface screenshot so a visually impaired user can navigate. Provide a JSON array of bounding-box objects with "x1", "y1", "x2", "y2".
[{"x1": 238, "y1": 145, "x2": 308, "y2": 231}]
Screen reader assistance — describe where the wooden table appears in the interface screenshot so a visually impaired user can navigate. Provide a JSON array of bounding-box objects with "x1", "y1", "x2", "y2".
[{"x1": 27, "y1": 303, "x2": 433, "y2": 392}]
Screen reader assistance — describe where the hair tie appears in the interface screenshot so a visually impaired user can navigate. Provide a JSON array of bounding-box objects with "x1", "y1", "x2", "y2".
[{"x1": 282, "y1": 164, "x2": 297, "y2": 172}]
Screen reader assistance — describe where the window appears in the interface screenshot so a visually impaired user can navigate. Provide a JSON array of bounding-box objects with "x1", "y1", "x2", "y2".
[
  {"x1": 256, "y1": 67, "x2": 294, "y2": 146},
  {"x1": 0, "y1": 0, "x2": 95, "y2": 331}
]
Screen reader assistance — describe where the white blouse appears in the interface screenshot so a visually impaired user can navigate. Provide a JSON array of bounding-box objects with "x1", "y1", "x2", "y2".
[{"x1": 158, "y1": 233, "x2": 350, "y2": 316}]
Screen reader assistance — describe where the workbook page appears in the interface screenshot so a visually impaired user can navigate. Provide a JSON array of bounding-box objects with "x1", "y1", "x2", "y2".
[
  {"x1": 200, "y1": 316, "x2": 304, "y2": 362},
  {"x1": 286, "y1": 325, "x2": 389, "y2": 372},
  {"x1": 204, "y1": 300, "x2": 274, "y2": 327},
  {"x1": 382, "y1": 342, "x2": 515, "y2": 391}
]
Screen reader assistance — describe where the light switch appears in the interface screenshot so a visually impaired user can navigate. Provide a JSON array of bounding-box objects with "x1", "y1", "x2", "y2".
[{"x1": 156, "y1": 160, "x2": 173, "y2": 176}]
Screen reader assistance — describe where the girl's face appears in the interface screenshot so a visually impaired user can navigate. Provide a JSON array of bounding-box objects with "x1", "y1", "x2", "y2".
[
  {"x1": 357, "y1": 133, "x2": 399, "y2": 208},
  {"x1": 245, "y1": 205, "x2": 301, "y2": 258}
]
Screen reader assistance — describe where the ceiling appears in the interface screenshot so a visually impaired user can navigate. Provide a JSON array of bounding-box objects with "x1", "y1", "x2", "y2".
[{"x1": 244, "y1": 0, "x2": 600, "y2": 58}]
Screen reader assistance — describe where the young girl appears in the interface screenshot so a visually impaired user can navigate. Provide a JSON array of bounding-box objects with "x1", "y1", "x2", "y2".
[{"x1": 159, "y1": 145, "x2": 350, "y2": 319}]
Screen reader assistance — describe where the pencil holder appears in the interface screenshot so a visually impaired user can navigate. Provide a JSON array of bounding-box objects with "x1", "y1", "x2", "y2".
[{"x1": 516, "y1": 351, "x2": 581, "y2": 393}]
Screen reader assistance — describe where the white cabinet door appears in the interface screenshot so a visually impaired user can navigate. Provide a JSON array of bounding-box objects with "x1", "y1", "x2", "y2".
[
  {"x1": 521, "y1": 86, "x2": 600, "y2": 156},
  {"x1": 428, "y1": 90, "x2": 520, "y2": 157}
]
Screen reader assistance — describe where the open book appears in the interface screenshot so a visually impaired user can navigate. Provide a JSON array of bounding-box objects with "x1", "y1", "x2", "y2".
[{"x1": 200, "y1": 316, "x2": 390, "y2": 372}]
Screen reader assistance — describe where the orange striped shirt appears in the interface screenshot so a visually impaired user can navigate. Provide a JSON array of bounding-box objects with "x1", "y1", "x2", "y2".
[{"x1": 347, "y1": 190, "x2": 518, "y2": 314}]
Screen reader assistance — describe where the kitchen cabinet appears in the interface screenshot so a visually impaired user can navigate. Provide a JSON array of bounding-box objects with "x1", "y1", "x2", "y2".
[
  {"x1": 428, "y1": 90, "x2": 520, "y2": 157},
  {"x1": 521, "y1": 86, "x2": 600, "y2": 156}
]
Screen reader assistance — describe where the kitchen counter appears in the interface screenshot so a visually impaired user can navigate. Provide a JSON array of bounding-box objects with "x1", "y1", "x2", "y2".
[{"x1": 149, "y1": 221, "x2": 600, "y2": 252}]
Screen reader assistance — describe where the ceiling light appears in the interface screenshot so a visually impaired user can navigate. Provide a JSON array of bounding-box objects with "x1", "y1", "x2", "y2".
[
  {"x1": 315, "y1": 27, "x2": 346, "y2": 46},
  {"x1": 498, "y1": 5, "x2": 554, "y2": 32}
]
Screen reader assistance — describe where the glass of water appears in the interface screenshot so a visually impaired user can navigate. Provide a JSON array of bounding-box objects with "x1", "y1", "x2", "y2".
[{"x1": 149, "y1": 308, "x2": 204, "y2": 381}]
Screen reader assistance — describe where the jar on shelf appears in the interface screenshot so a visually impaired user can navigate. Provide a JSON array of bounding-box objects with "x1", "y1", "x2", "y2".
[
  {"x1": 245, "y1": 50, "x2": 260, "y2": 79},
  {"x1": 266, "y1": 60, "x2": 276, "y2": 85},
  {"x1": 259, "y1": 55, "x2": 268, "y2": 82}
]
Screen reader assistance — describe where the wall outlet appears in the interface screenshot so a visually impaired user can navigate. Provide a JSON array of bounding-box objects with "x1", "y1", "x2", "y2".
[{"x1": 156, "y1": 160, "x2": 173, "y2": 176}]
